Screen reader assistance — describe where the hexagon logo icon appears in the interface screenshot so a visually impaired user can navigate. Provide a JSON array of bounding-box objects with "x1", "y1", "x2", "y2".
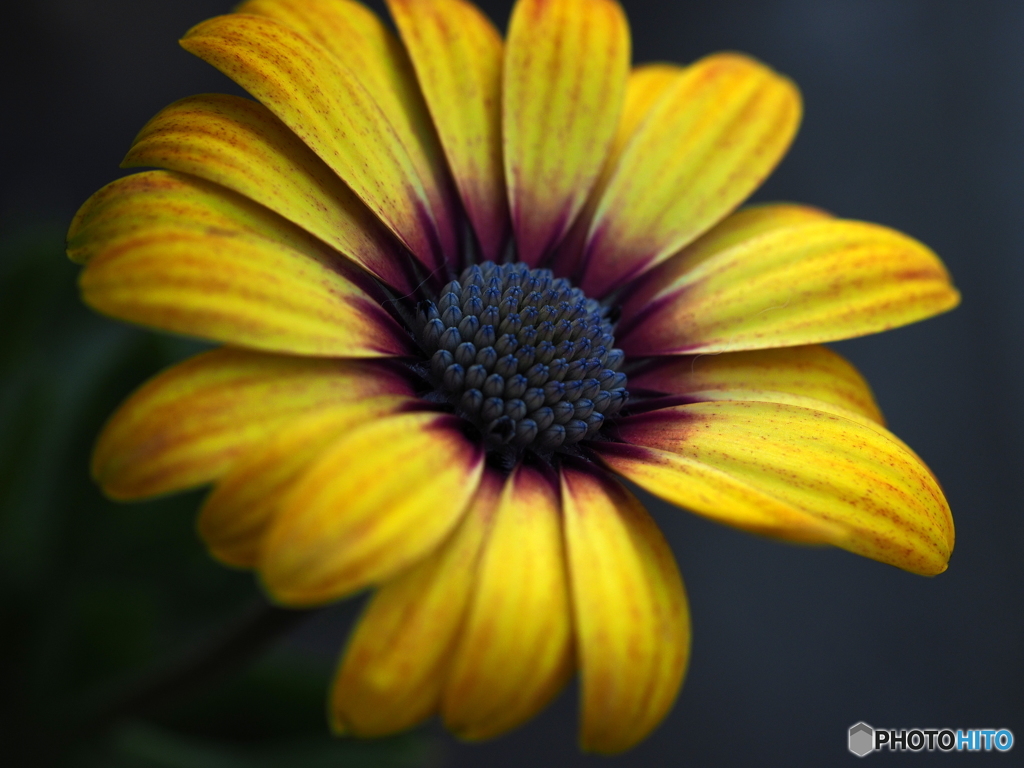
[{"x1": 849, "y1": 722, "x2": 875, "y2": 757}]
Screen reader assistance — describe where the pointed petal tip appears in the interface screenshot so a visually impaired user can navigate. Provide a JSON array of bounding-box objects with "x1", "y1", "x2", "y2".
[
  {"x1": 90, "y1": 433, "x2": 202, "y2": 503},
  {"x1": 91, "y1": 471, "x2": 149, "y2": 503},
  {"x1": 619, "y1": 219, "x2": 961, "y2": 356},
  {"x1": 607, "y1": 401, "x2": 954, "y2": 576},
  {"x1": 178, "y1": 15, "x2": 220, "y2": 45},
  {"x1": 943, "y1": 284, "x2": 962, "y2": 311}
]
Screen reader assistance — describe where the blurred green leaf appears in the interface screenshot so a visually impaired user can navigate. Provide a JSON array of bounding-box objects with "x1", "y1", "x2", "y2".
[{"x1": 89, "y1": 722, "x2": 437, "y2": 768}]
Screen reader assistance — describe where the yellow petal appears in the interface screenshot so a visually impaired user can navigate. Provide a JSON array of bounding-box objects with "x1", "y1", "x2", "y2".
[
  {"x1": 628, "y1": 347, "x2": 942, "y2": 475},
  {"x1": 69, "y1": 169, "x2": 321, "y2": 265},
  {"x1": 181, "y1": 13, "x2": 450, "y2": 268},
  {"x1": 443, "y1": 464, "x2": 573, "y2": 739},
  {"x1": 123, "y1": 93, "x2": 415, "y2": 293},
  {"x1": 580, "y1": 54, "x2": 801, "y2": 296},
  {"x1": 602, "y1": 401, "x2": 954, "y2": 575},
  {"x1": 503, "y1": 0, "x2": 630, "y2": 266},
  {"x1": 551, "y1": 63, "x2": 686, "y2": 279},
  {"x1": 260, "y1": 411, "x2": 484, "y2": 606},
  {"x1": 387, "y1": 0, "x2": 508, "y2": 260},
  {"x1": 618, "y1": 218, "x2": 960, "y2": 356},
  {"x1": 198, "y1": 397, "x2": 414, "y2": 568},
  {"x1": 73, "y1": 172, "x2": 410, "y2": 358},
  {"x1": 238, "y1": 0, "x2": 459, "y2": 263},
  {"x1": 620, "y1": 202, "x2": 833, "y2": 321},
  {"x1": 93, "y1": 348, "x2": 413, "y2": 500},
  {"x1": 330, "y1": 470, "x2": 503, "y2": 736},
  {"x1": 609, "y1": 64, "x2": 688, "y2": 160},
  {"x1": 631, "y1": 345, "x2": 884, "y2": 426},
  {"x1": 561, "y1": 466, "x2": 690, "y2": 754}
]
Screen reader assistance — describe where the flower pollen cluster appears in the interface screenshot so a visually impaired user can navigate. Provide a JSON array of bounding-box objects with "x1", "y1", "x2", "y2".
[{"x1": 414, "y1": 261, "x2": 628, "y2": 453}]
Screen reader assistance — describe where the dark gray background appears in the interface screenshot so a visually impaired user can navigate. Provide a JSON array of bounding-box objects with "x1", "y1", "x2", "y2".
[{"x1": 3, "y1": 0, "x2": 1021, "y2": 765}]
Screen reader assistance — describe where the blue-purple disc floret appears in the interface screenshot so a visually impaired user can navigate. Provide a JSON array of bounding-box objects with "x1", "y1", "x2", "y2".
[{"x1": 414, "y1": 261, "x2": 628, "y2": 452}]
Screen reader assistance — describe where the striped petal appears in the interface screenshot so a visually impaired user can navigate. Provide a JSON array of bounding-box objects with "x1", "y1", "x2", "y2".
[
  {"x1": 617, "y1": 218, "x2": 960, "y2": 356},
  {"x1": 330, "y1": 470, "x2": 503, "y2": 736},
  {"x1": 92, "y1": 348, "x2": 413, "y2": 500},
  {"x1": 600, "y1": 401, "x2": 954, "y2": 575},
  {"x1": 237, "y1": 0, "x2": 459, "y2": 263},
  {"x1": 388, "y1": 0, "x2": 508, "y2": 260},
  {"x1": 443, "y1": 464, "x2": 573, "y2": 739},
  {"x1": 181, "y1": 13, "x2": 450, "y2": 268},
  {"x1": 551, "y1": 63, "x2": 686, "y2": 279},
  {"x1": 198, "y1": 397, "x2": 415, "y2": 568},
  {"x1": 260, "y1": 411, "x2": 484, "y2": 606},
  {"x1": 503, "y1": 0, "x2": 630, "y2": 266},
  {"x1": 71, "y1": 172, "x2": 410, "y2": 358},
  {"x1": 561, "y1": 466, "x2": 689, "y2": 754},
  {"x1": 631, "y1": 346, "x2": 884, "y2": 426},
  {"x1": 579, "y1": 54, "x2": 801, "y2": 297},
  {"x1": 619, "y1": 203, "x2": 833, "y2": 323},
  {"x1": 123, "y1": 93, "x2": 415, "y2": 293},
  {"x1": 607, "y1": 65, "x2": 689, "y2": 169}
]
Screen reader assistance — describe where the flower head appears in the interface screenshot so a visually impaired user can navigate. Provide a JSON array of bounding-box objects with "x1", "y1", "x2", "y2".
[{"x1": 68, "y1": 0, "x2": 959, "y2": 754}]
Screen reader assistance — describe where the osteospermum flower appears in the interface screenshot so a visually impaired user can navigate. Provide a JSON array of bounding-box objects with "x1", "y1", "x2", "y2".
[{"x1": 68, "y1": 0, "x2": 959, "y2": 753}]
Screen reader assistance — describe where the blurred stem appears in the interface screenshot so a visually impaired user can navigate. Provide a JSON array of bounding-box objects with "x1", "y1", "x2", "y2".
[{"x1": 63, "y1": 598, "x2": 319, "y2": 753}]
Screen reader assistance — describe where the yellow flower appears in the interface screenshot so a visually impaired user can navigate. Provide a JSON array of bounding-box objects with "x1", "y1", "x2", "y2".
[{"x1": 67, "y1": 0, "x2": 959, "y2": 754}]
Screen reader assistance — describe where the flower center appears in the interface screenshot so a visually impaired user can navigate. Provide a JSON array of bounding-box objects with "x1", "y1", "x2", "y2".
[{"x1": 414, "y1": 261, "x2": 628, "y2": 453}]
